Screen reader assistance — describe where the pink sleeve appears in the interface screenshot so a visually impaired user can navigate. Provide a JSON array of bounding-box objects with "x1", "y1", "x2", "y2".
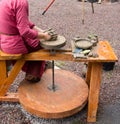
[
  {"x1": 29, "y1": 21, "x2": 35, "y2": 29},
  {"x1": 0, "y1": 36, "x2": 1, "y2": 50},
  {"x1": 16, "y1": 1, "x2": 39, "y2": 47}
]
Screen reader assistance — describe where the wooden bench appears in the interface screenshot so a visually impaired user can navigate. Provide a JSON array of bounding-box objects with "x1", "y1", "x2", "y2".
[{"x1": 0, "y1": 41, "x2": 118, "y2": 122}]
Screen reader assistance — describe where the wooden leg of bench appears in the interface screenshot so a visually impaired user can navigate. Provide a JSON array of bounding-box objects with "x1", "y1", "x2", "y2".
[
  {"x1": 0, "y1": 59, "x2": 25, "y2": 96},
  {"x1": 86, "y1": 62, "x2": 92, "y2": 87},
  {"x1": 0, "y1": 93, "x2": 19, "y2": 102},
  {"x1": 87, "y1": 62, "x2": 102, "y2": 122},
  {"x1": 0, "y1": 60, "x2": 7, "y2": 78},
  {"x1": 0, "y1": 61, "x2": 7, "y2": 94}
]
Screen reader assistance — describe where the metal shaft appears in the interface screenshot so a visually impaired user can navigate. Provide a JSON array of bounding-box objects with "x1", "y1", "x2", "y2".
[
  {"x1": 42, "y1": 0, "x2": 55, "y2": 15},
  {"x1": 82, "y1": 0, "x2": 85, "y2": 24},
  {"x1": 52, "y1": 60, "x2": 55, "y2": 91},
  {"x1": 91, "y1": 3, "x2": 94, "y2": 14}
]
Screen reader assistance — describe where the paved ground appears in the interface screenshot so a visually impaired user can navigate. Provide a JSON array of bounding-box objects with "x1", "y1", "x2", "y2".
[{"x1": 0, "y1": 0, "x2": 120, "y2": 123}]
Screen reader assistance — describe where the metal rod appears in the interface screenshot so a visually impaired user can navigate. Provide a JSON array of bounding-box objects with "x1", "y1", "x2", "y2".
[
  {"x1": 42, "y1": 0, "x2": 55, "y2": 15},
  {"x1": 91, "y1": 3, "x2": 94, "y2": 14},
  {"x1": 52, "y1": 60, "x2": 55, "y2": 91},
  {"x1": 82, "y1": 0, "x2": 85, "y2": 24}
]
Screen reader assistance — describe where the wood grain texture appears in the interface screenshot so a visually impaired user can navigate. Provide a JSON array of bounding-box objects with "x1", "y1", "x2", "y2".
[
  {"x1": 87, "y1": 62, "x2": 102, "y2": 122},
  {"x1": 0, "y1": 93, "x2": 19, "y2": 102},
  {"x1": 0, "y1": 59, "x2": 25, "y2": 96},
  {"x1": 86, "y1": 62, "x2": 92, "y2": 87},
  {"x1": 18, "y1": 69, "x2": 88, "y2": 118},
  {"x1": 0, "y1": 61, "x2": 7, "y2": 81},
  {"x1": 0, "y1": 41, "x2": 118, "y2": 62},
  {"x1": 0, "y1": 50, "x2": 22, "y2": 60}
]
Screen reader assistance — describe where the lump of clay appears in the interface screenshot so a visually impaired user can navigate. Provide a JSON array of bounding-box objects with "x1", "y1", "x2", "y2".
[
  {"x1": 44, "y1": 28, "x2": 58, "y2": 41},
  {"x1": 87, "y1": 34, "x2": 98, "y2": 46}
]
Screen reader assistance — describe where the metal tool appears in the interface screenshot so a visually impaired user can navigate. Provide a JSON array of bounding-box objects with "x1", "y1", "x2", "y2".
[
  {"x1": 42, "y1": 0, "x2": 55, "y2": 15},
  {"x1": 91, "y1": 3, "x2": 94, "y2": 14},
  {"x1": 47, "y1": 60, "x2": 59, "y2": 92},
  {"x1": 82, "y1": 0, "x2": 85, "y2": 24},
  {"x1": 87, "y1": 0, "x2": 96, "y2": 14},
  {"x1": 81, "y1": 0, "x2": 95, "y2": 24}
]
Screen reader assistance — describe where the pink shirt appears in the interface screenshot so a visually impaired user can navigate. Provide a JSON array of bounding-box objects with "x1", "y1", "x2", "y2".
[{"x1": 0, "y1": 0, "x2": 39, "y2": 54}]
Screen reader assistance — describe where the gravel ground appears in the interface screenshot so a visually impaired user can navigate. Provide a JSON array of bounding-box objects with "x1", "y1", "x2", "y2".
[{"x1": 0, "y1": 0, "x2": 120, "y2": 124}]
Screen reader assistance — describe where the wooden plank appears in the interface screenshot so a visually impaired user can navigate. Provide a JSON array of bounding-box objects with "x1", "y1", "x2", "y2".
[
  {"x1": 23, "y1": 41, "x2": 118, "y2": 62},
  {"x1": 0, "y1": 61, "x2": 7, "y2": 79},
  {"x1": 0, "y1": 61, "x2": 7, "y2": 93},
  {"x1": 0, "y1": 59, "x2": 25, "y2": 96},
  {"x1": 23, "y1": 49, "x2": 74, "y2": 61},
  {"x1": 0, "y1": 93, "x2": 19, "y2": 102},
  {"x1": 97, "y1": 41, "x2": 118, "y2": 62},
  {"x1": 86, "y1": 62, "x2": 92, "y2": 87},
  {"x1": 0, "y1": 41, "x2": 118, "y2": 62},
  {"x1": 0, "y1": 50, "x2": 22, "y2": 60},
  {"x1": 87, "y1": 62, "x2": 102, "y2": 122}
]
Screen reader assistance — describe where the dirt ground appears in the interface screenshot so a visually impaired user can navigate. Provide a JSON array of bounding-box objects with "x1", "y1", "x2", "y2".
[{"x1": 0, "y1": 0, "x2": 120, "y2": 124}]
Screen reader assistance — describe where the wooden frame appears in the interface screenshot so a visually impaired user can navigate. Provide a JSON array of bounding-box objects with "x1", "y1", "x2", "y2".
[{"x1": 0, "y1": 41, "x2": 118, "y2": 122}]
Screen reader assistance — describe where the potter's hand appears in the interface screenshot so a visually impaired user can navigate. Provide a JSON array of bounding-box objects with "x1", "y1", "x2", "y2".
[
  {"x1": 44, "y1": 28, "x2": 58, "y2": 41},
  {"x1": 37, "y1": 32, "x2": 51, "y2": 41},
  {"x1": 43, "y1": 32, "x2": 52, "y2": 41}
]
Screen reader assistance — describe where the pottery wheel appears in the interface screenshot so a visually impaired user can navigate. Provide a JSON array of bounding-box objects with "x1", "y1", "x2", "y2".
[
  {"x1": 18, "y1": 69, "x2": 88, "y2": 119},
  {"x1": 74, "y1": 39, "x2": 93, "y2": 49},
  {"x1": 40, "y1": 35, "x2": 66, "y2": 49}
]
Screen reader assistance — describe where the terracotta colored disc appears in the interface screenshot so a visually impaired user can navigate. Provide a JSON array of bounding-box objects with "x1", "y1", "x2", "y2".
[{"x1": 18, "y1": 69, "x2": 88, "y2": 119}]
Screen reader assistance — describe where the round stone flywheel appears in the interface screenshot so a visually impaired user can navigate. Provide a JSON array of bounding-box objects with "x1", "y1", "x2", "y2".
[{"x1": 18, "y1": 69, "x2": 88, "y2": 119}]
